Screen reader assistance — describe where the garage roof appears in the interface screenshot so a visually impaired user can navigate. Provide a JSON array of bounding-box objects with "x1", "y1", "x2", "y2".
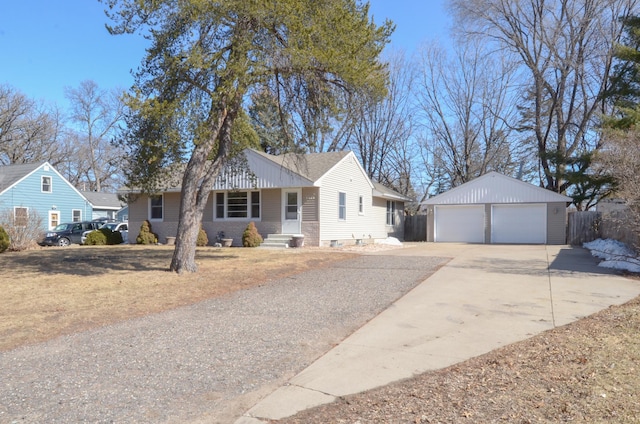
[{"x1": 422, "y1": 172, "x2": 573, "y2": 205}]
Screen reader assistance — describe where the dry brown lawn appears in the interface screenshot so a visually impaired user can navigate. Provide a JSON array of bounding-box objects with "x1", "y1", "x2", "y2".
[
  {"x1": 4, "y1": 244, "x2": 640, "y2": 422},
  {"x1": 0, "y1": 244, "x2": 355, "y2": 352}
]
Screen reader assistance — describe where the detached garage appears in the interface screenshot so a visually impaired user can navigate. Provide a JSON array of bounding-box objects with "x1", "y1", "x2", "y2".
[{"x1": 422, "y1": 172, "x2": 572, "y2": 244}]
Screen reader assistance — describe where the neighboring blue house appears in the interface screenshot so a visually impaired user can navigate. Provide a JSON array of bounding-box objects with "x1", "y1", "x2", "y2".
[
  {"x1": 81, "y1": 191, "x2": 126, "y2": 221},
  {"x1": 0, "y1": 162, "x2": 92, "y2": 231}
]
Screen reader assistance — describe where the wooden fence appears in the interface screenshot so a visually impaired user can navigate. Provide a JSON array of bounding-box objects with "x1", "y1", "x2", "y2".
[
  {"x1": 404, "y1": 214, "x2": 427, "y2": 242},
  {"x1": 567, "y1": 210, "x2": 638, "y2": 247}
]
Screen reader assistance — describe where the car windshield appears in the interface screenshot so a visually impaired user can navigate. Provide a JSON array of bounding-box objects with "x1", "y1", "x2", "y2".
[
  {"x1": 53, "y1": 224, "x2": 72, "y2": 231},
  {"x1": 101, "y1": 223, "x2": 118, "y2": 231}
]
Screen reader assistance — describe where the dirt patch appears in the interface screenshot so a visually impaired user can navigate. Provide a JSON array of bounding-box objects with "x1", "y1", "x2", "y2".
[{"x1": 0, "y1": 245, "x2": 356, "y2": 352}]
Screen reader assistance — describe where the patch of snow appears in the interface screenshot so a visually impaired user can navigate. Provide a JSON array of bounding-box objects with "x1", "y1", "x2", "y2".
[
  {"x1": 375, "y1": 237, "x2": 403, "y2": 246},
  {"x1": 583, "y1": 239, "x2": 640, "y2": 273}
]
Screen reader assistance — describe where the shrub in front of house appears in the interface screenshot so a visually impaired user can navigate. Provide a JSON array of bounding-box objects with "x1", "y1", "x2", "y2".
[
  {"x1": 242, "y1": 222, "x2": 263, "y2": 247},
  {"x1": 85, "y1": 229, "x2": 108, "y2": 245},
  {"x1": 86, "y1": 228, "x2": 124, "y2": 245},
  {"x1": 197, "y1": 227, "x2": 209, "y2": 246},
  {"x1": 136, "y1": 220, "x2": 158, "y2": 244},
  {"x1": 109, "y1": 229, "x2": 124, "y2": 245},
  {"x1": 0, "y1": 225, "x2": 9, "y2": 253}
]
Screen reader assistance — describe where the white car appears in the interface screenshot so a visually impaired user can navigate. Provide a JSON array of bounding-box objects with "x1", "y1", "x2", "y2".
[{"x1": 81, "y1": 222, "x2": 129, "y2": 244}]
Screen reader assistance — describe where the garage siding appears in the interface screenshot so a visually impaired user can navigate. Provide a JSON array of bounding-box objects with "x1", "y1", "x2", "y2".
[{"x1": 547, "y1": 202, "x2": 568, "y2": 245}]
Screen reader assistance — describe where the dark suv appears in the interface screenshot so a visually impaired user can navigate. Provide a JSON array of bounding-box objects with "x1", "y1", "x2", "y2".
[{"x1": 38, "y1": 221, "x2": 103, "y2": 246}]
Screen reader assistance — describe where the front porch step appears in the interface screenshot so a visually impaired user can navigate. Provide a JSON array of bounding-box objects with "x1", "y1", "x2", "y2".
[{"x1": 260, "y1": 234, "x2": 296, "y2": 249}]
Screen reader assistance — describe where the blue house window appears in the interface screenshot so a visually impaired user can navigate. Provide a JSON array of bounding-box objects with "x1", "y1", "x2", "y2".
[
  {"x1": 14, "y1": 207, "x2": 28, "y2": 227},
  {"x1": 72, "y1": 210, "x2": 82, "y2": 222},
  {"x1": 41, "y1": 176, "x2": 52, "y2": 193}
]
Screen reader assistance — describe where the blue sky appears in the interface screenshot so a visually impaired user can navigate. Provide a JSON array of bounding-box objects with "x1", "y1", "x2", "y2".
[{"x1": 0, "y1": 1, "x2": 451, "y2": 108}]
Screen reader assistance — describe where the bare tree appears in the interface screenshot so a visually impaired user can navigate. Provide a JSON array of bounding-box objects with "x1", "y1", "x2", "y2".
[
  {"x1": 450, "y1": 0, "x2": 638, "y2": 201},
  {"x1": 0, "y1": 85, "x2": 64, "y2": 165},
  {"x1": 348, "y1": 50, "x2": 417, "y2": 195},
  {"x1": 0, "y1": 207, "x2": 44, "y2": 251},
  {"x1": 416, "y1": 40, "x2": 519, "y2": 193},
  {"x1": 64, "y1": 80, "x2": 125, "y2": 192}
]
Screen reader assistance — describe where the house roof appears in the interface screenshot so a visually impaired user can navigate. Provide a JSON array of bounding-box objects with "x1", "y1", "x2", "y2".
[
  {"x1": 372, "y1": 182, "x2": 413, "y2": 202},
  {"x1": 121, "y1": 149, "x2": 407, "y2": 201},
  {"x1": 81, "y1": 191, "x2": 124, "y2": 209},
  {"x1": 0, "y1": 162, "x2": 42, "y2": 194},
  {"x1": 250, "y1": 149, "x2": 350, "y2": 182},
  {"x1": 422, "y1": 171, "x2": 573, "y2": 205}
]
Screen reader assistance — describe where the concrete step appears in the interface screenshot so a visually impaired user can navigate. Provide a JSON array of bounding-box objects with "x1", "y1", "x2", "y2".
[{"x1": 260, "y1": 234, "x2": 297, "y2": 249}]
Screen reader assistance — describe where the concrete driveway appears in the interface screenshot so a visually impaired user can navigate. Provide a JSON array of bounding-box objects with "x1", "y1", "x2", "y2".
[{"x1": 238, "y1": 244, "x2": 640, "y2": 423}]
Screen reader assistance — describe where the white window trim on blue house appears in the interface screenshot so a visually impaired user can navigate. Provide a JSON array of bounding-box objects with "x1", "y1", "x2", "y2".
[
  {"x1": 41, "y1": 175, "x2": 52, "y2": 193},
  {"x1": 13, "y1": 206, "x2": 28, "y2": 227}
]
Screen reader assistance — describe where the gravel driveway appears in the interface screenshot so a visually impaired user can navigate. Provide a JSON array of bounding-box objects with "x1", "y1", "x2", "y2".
[{"x1": 0, "y1": 253, "x2": 448, "y2": 423}]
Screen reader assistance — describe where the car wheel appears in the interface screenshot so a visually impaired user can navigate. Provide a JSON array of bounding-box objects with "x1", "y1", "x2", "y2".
[{"x1": 57, "y1": 238, "x2": 71, "y2": 247}]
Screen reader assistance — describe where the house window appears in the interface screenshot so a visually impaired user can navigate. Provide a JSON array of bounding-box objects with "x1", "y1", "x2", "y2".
[
  {"x1": 215, "y1": 193, "x2": 225, "y2": 219},
  {"x1": 251, "y1": 191, "x2": 261, "y2": 219},
  {"x1": 41, "y1": 176, "x2": 52, "y2": 193},
  {"x1": 338, "y1": 192, "x2": 346, "y2": 220},
  {"x1": 72, "y1": 209, "x2": 82, "y2": 222},
  {"x1": 14, "y1": 207, "x2": 28, "y2": 227},
  {"x1": 150, "y1": 195, "x2": 163, "y2": 220},
  {"x1": 228, "y1": 192, "x2": 248, "y2": 218},
  {"x1": 358, "y1": 195, "x2": 364, "y2": 214},
  {"x1": 215, "y1": 191, "x2": 261, "y2": 219},
  {"x1": 386, "y1": 200, "x2": 396, "y2": 226}
]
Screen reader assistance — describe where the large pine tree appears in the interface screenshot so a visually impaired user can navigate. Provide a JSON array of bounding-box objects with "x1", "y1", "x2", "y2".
[{"x1": 102, "y1": 0, "x2": 392, "y2": 273}]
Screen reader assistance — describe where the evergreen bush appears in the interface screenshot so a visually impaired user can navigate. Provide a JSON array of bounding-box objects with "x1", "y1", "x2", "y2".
[
  {"x1": 197, "y1": 227, "x2": 209, "y2": 246},
  {"x1": 84, "y1": 229, "x2": 108, "y2": 245},
  {"x1": 242, "y1": 222, "x2": 263, "y2": 247},
  {"x1": 136, "y1": 220, "x2": 158, "y2": 244},
  {"x1": 85, "y1": 228, "x2": 124, "y2": 245},
  {"x1": 109, "y1": 229, "x2": 124, "y2": 245},
  {"x1": 0, "y1": 225, "x2": 9, "y2": 253}
]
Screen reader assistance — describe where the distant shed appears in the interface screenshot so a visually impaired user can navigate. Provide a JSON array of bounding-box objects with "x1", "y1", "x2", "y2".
[{"x1": 421, "y1": 172, "x2": 572, "y2": 244}]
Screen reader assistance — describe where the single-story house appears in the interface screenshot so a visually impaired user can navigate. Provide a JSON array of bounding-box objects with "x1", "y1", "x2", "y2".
[
  {"x1": 81, "y1": 191, "x2": 126, "y2": 221},
  {"x1": 0, "y1": 162, "x2": 93, "y2": 230},
  {"x1": 123, "y1": 148, "x2": 412, "y2": 246},
  {"x1": 421, "y1": 171, "x2": 572, "y2": 244}
]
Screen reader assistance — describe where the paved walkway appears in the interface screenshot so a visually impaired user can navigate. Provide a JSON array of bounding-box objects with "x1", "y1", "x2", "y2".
[{"x1": 237, "y1": 244, "x2": 640, "y2": 423}]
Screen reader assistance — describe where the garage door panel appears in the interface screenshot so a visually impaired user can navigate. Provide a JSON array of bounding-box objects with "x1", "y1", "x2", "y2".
[
  {"x1": 492, "y1": 204, "x2": 546, "y2": 244},
  {"x1": 435, "y1": 205, "x2": 484, "y2": 243}
]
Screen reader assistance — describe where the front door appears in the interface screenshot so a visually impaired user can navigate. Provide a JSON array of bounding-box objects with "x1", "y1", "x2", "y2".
[
  {"x1": 282, "y1": 189, "x2": 302, "y2": 234},
  {"x1": 48, "y1": 211, "x2": 60, "y2": 230}
]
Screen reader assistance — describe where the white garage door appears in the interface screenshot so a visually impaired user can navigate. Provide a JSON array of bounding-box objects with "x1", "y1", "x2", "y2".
[
  {"x1": 491, "y1": 204, "x2": 547, "y2": 244},
  {"x1": 435, "y1": 205, "x2": 485, "y2": 243}
]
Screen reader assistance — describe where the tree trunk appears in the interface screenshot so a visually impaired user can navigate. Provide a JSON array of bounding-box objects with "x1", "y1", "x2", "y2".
[
  {"x1": 169, "y1": 106, "x2": 228, "y2": 273},
  {"x1": 169, "y1": 97, "x2": 240, "y2": 273}
]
